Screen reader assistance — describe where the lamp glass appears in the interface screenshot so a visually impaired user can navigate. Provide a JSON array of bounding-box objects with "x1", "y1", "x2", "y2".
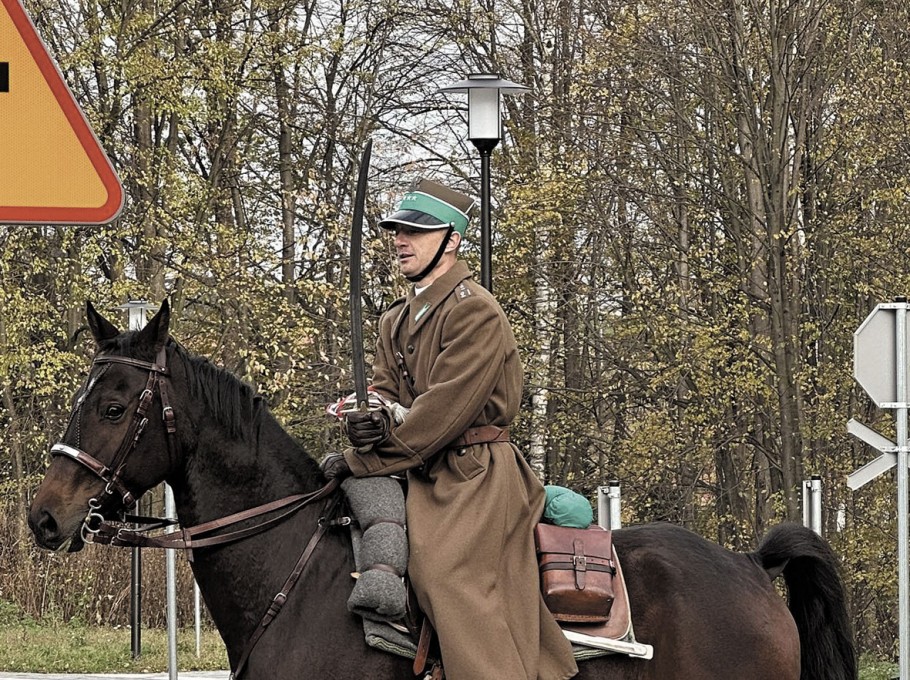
[
  {"x1": 468, "y1": 87, "x2": 501, "y2": 141},
  {"x1": 128, "y1": 307, "x2": 146, "y2": 331}
]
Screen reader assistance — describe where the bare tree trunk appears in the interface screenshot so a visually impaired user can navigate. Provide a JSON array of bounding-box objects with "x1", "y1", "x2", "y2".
[
  {"x1": 0, "y1": 314, "x2": 28, "y2": 549},
  {"x1": 528, "y1": 220, "x2": 554, "y2": 479}
]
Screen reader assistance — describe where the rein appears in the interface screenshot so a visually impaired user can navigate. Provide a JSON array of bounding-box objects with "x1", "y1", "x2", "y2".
[
  {"x1": 50, "y1": 342, "x2": 347, "y2": 679},
  {"x1": 91, "y1": 481, "x2": 342, "y2": 557}
]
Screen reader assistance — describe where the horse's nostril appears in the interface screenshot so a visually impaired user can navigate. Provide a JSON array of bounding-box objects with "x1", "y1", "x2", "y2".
[
  {"x1": 41, "y1": 511, "x2": 59, "y2": 536},
  {"x1": 31, "y1": 508, "x2": 60, "y2": 543}
]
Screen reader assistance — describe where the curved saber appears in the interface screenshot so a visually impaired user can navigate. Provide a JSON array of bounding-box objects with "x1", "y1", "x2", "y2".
[{"x1": 350, "y1": 139, "x2": 373, "y2": 410}]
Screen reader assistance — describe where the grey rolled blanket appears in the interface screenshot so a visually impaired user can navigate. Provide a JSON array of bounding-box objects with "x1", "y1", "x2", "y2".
[{"x1": 341, "y1": 476, "x2": 408, "y2": 622}]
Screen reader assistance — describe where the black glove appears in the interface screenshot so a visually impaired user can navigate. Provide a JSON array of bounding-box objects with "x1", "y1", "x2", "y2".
[
  {"x1": 344, "y1": 408, "x2": 392, "y2": 448},
  {"x1": 320, "y1": 452, "x2": 352, "y2": 480}
]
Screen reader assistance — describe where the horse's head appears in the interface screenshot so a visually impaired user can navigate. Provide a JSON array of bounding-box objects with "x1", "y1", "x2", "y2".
[{"x1": 29, "y1": 300, "x2": 178, "y2": 552}]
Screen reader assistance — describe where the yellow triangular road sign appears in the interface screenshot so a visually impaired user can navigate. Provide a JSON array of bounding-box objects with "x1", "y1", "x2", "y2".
[{"x1": 0, "y1": 0, "x2": 123, "y2": 224}]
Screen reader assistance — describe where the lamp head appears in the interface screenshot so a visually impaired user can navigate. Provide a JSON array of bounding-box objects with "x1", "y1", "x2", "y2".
[{"x1": 440, "y1": 73, "x2": 530, "y2": 144}]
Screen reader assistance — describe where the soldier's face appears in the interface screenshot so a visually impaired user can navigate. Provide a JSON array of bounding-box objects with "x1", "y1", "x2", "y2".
[{"x1": 393, "y1": 226, "x2": 451, "y2": 279}]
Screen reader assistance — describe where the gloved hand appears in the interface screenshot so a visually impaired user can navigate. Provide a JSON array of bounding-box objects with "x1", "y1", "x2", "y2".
[
  {"x1": 343, "y1": 408, "x2": 392, "y2": 448},
  {"x1": 320, "y1": 452, "x2": 352, "y2": 480}
]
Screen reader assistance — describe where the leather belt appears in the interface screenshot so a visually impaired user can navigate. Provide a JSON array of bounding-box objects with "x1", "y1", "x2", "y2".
[{"x1": 453, "y1": 425, "x2": 510, "y2": 448}]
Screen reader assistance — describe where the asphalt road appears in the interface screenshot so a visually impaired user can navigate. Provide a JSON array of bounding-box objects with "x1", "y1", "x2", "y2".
[{"x1": 0, "y1": 673, "x2": 228, "y2": 679}]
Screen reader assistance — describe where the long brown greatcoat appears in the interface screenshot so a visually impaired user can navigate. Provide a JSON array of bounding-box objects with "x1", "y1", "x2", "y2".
[{"x1": 344, "y1": 260, "x2": 578, "y2": 680}]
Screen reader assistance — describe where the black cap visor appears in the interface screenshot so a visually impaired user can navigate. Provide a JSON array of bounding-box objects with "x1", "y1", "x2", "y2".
[{"x1": 378, "y1": 209, "x2": 448, "y2": 231}]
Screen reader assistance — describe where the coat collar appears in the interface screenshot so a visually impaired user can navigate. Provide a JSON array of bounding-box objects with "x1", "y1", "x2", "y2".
[{"x1": 405, "y1": 260, "x2": 473, "y2": 333}]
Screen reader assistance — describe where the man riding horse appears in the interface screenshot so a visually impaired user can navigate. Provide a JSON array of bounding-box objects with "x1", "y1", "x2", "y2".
[{"x1": 322, "y1": 178, "x2": 579, "y2": 680}]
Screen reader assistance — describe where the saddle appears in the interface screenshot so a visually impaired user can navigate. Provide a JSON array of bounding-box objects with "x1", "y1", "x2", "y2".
[{"x1": 338, "y1": 478, "x2": 645, "y2": 676}]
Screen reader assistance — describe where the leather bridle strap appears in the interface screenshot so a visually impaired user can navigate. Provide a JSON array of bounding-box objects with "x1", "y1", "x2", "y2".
[
  {"x1": 50, "y1": 346, "x2": 174, "y2": 511},
  {"x1": 93, "y1": 352, "x2": 169, "y2": 373},
  {"x1": 50, "y1": 443, "x2": 138, "y2": 507}
]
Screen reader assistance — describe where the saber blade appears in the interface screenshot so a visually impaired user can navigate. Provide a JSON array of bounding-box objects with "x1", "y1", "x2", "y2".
[{"x1": 350, "y1": 138, "x2": 373, "y2": 409}]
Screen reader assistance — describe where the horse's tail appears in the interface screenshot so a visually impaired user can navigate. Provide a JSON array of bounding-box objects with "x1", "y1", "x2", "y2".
[{"x1": 753, "y1": 523, "x2": 857, "y2": 680}]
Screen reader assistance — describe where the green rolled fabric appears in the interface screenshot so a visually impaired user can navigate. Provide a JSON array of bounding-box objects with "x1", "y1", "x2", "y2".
[{"x1": 543, "y1": 485, "x2": 594, "y2": 529}]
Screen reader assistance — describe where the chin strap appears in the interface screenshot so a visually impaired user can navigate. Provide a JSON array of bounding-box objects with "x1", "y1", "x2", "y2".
[{"x1": 405, "y1": 226, "x2": 455, "y2": 283}]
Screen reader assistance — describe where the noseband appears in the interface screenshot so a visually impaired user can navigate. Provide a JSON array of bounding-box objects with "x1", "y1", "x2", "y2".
[{"x1": 49, "y1": 345, "x2": 176, "y2": 537}]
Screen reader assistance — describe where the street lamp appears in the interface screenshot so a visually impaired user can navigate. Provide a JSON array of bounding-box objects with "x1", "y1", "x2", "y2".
[{"x1": 440, "y1": 73, "x2": 530, "y2": 292}]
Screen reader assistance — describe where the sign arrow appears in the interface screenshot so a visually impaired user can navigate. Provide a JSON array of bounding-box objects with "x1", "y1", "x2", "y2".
[{"x1": 847, "y1": 418, "x2": 901, "y2": 490}]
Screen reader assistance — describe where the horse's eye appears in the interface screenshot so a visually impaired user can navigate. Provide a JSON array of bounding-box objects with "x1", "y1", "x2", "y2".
[{"x1": 104, "y1": 404, "x2": 126, "y2": 420}]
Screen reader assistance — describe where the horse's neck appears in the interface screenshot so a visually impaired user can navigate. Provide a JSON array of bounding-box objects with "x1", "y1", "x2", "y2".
[
  {"x1": 190, "y1": 499, "x2": 340, "y2": 658},
  {"x1": 171, "y1": 406, "x2": 338, "y2": 657},
  {"x1": 173, "y1": 409, "x2": 320, "y2": 525}
]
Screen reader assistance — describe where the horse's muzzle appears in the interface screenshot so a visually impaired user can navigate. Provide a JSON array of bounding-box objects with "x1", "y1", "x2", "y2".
[{"x1": 28, "y1": 502, "x2": 87, "y2": 552}]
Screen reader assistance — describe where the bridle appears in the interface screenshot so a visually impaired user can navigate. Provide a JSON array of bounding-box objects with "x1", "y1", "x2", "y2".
[
  {"x1": 50, "y1": 345, "x2": 176, "y2": 541},
  {"x1": 49, "y1": 340, "x2": 344, "y2": 678}
]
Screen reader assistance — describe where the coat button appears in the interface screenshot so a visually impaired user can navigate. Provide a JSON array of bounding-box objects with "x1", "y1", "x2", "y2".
[{"x1": 407, "y1": 345, "x2": 415, "y2": 354}]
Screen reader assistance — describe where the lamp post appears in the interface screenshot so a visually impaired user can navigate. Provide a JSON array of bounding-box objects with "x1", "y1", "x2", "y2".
[{"x1": 440, "y1": 73, "x2": 530, "y2": 292}]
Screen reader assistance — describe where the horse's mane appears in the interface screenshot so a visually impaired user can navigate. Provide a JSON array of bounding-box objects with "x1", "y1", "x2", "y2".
[{"x1": 166, "y1": 341, "x2": 264, "y2": 439}]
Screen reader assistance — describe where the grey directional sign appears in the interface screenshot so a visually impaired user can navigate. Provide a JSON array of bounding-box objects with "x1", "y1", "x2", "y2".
[
  {"x1": 855, "y1": 304, "x2": 909, "y2": 406},
  {"x1": 847, "y1": 419, "x2": 899, "y2": 489}
]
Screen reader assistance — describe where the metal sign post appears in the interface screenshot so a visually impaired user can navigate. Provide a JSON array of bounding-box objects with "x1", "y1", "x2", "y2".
[
  {"x1": 119, "y1": 301, "x2": 178, "y2": 680},
  {"x1": 849, "y1": 299, "x2": 910, "y2": 679},
  {"x1": 596, "y1": 481, "x2": 622, "y2": 530},
  {"x1": 165, "y1": 485, "x2": 178, "y2": 680},
  {"x1": 120, "y1": 302, "x2": 151, "y2": 661},
  {"x1": 802, "y1": 476, "x2": 823, "y2": 536}
]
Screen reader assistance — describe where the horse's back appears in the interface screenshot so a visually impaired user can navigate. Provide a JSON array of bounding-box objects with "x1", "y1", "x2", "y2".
[{"x1": 577, "y1": 524, "x2": 799, "y2": 680}]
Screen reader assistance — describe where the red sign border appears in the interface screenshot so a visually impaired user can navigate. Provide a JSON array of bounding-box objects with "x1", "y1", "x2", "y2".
[{"x1": 0, "y1": 0, "x2": 123, "y2": 225}]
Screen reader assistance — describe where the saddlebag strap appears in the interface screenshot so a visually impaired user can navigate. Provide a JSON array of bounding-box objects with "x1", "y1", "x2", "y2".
[
  {"x1": 453, "y1": 425, "x2": 510, "y2": 448},
  {"x1": 574, "y1": 538, "x2": 586, "y2": 589},
  {"x1": 413, "y1": 616, "x2": 435, "y2": 676}
]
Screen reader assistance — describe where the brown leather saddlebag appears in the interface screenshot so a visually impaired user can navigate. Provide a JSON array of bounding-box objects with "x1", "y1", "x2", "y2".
[{"x1": 534, "y1": 523, "x2": 615, "y2": 623}]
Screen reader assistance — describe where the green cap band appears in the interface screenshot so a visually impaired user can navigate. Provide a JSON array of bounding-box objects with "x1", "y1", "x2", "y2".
[{"x1": 396, "y1": 191, "x2": 470, "y2": 235}]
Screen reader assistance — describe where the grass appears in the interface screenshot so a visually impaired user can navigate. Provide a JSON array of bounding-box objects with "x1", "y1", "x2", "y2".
[
  {"x1": 860, "y1": 655, "x2": 899, "y2": 680},
  {"x1": 0, "y1": 618, "x2": 228, "y2": 673},
  {"x1": 0, "y1": 615, "x2": 897, "y2": 677}
]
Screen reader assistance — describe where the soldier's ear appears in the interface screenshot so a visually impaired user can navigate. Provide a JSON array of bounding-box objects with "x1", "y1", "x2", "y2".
[{"x1": 446, "y1": 231, "x2": 462, "y2": 253}]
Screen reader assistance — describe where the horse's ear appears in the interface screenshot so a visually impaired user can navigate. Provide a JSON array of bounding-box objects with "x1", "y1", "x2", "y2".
[
  {"x1": 86, "y1": 302, "x2": 120, "y2": 345},
  {"x1": 138, "y1": 299, "x2": 171, "y2": 351}
]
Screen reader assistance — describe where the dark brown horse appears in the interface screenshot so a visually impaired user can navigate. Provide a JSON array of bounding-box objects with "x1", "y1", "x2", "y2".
[{"x1": 29, "y1": 301, "x2": 857, "y2": 680}]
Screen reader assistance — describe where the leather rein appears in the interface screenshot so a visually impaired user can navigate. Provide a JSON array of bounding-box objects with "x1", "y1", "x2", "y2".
[{"x1": 49, "y1": 343, "x2": 343, "y2": 678}]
